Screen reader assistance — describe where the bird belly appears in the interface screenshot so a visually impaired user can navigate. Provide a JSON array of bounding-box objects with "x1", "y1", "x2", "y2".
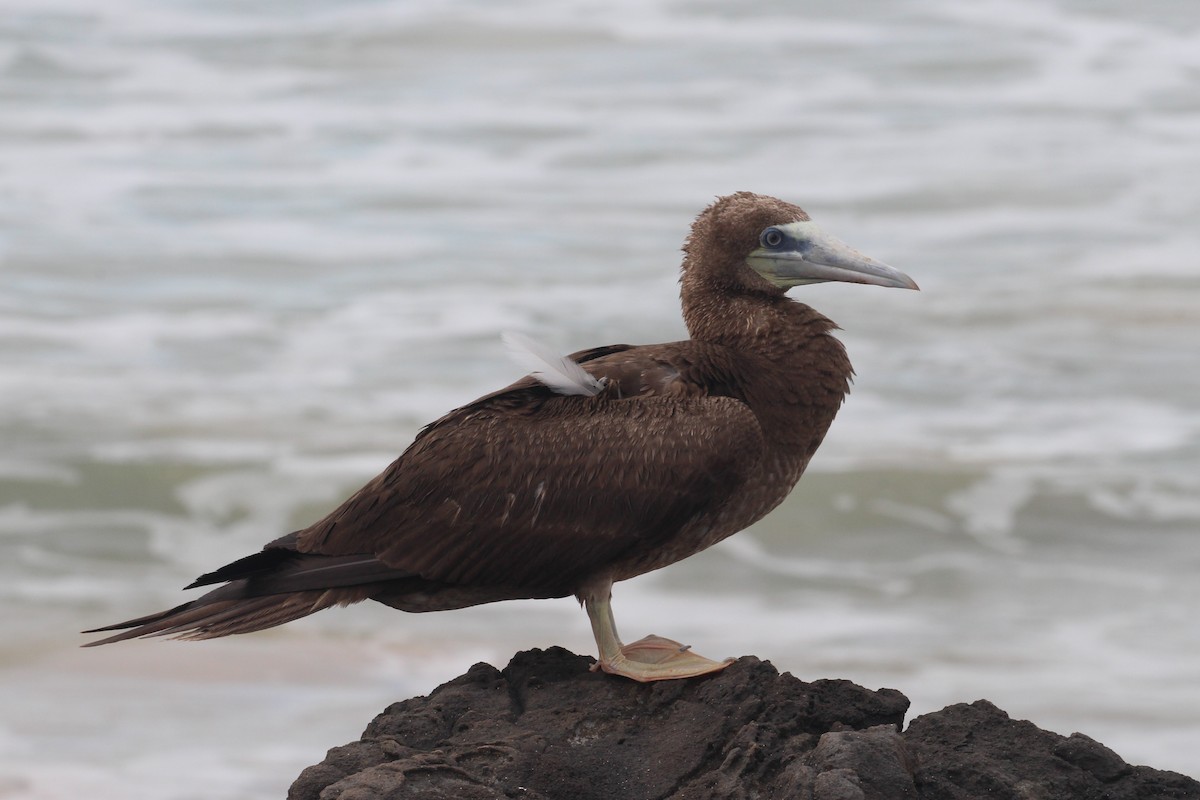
[{"x1": 605, "y1": 472, "x2": 797, "y2": 583}]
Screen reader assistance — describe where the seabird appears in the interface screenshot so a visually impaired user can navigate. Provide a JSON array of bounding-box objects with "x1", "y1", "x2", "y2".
[{"x1": 84, "y1": 192, "x2": 918, "y2": 682}]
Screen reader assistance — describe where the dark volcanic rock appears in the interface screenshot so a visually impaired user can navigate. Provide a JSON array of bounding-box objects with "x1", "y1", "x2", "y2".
[
  {"x1": 289, "y1": 647, "x2": 1200, "y2": 800},
  {"x1": 905, "y1": 700, "x2": 1199, "y2": 800}
]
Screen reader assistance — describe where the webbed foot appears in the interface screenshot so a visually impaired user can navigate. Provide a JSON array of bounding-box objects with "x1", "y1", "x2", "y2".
[{"x1": 590, "y1": 633, "x2": 733, "y2": 682}]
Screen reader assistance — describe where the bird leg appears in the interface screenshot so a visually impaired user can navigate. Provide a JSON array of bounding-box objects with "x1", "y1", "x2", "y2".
[{"x1": 582, "y1": 582, "x2": 733, "y2": 682}]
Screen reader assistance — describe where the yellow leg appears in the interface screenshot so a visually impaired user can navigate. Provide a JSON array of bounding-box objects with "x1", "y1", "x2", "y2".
[{"x1": 582, "y1": 581, "x2": 732, "y2": 682}]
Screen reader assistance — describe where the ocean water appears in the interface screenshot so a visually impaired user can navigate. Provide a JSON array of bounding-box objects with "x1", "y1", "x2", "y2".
[{"x1": 2, "y1": 0, "x2": 1199, "y2": 797}]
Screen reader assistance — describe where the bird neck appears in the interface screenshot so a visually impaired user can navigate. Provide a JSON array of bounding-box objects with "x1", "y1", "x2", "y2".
[
  {"x1": 682, "y1": 281, "x2": 842, "y2": 366},
  {"x1": 682, "y1": 280, "x2": 853, "y2": 479}
]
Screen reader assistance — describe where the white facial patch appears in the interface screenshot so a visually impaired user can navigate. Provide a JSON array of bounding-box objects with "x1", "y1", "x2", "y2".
[{"x1": 776, "y1": 219, "x2": 824, "y2": 242}]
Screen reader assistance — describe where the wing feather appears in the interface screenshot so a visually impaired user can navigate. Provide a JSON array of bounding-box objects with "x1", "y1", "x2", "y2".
[
  {"x1": 501, "y1": 331, "x2": 608, "y2": 396},
  {"x1": 296, "y1": 342, "x2": 763, "y2": 597}
]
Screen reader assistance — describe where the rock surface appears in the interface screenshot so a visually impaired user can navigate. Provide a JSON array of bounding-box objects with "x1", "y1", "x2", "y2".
[{"x1": 289, "y1": 647, "x2": 1199, "y2": 800}]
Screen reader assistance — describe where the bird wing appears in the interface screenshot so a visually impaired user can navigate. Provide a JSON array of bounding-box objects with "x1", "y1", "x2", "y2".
[{"x1": 293, "y1": 343, "x2": 764, "y2": 595}]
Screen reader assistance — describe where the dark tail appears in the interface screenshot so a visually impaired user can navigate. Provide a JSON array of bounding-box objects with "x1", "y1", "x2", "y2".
[
  {"x1": 82, "y1": 582, "x2": 378, "y2": 646},
  {"x1": 82, "y1": 542, "x2": 417, "y2": 646}
]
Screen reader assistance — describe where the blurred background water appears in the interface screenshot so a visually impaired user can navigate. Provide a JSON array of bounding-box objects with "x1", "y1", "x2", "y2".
[{"x1": 2, "y1": 0, "x2": 1199, "y2": 797}]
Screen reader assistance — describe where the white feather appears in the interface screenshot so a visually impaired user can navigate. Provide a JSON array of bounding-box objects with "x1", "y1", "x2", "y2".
[{"x1": 501, "y1": 331, "x2": 607, "y2": 397}]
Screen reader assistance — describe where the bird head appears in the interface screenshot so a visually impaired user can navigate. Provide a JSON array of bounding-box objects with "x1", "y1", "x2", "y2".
[{"x1": 683, "y1": 192, "x2": 918, "y2": 293}]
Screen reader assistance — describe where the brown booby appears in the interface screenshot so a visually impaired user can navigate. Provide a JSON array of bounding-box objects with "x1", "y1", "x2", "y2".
[{"x1": 84, "y1": 192, "x2": 917, "y2": 682}]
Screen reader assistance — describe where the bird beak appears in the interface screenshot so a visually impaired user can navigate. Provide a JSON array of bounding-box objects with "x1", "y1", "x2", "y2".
[{"x1": 747, "y1": 220, "x2": 919, "y2": 290}]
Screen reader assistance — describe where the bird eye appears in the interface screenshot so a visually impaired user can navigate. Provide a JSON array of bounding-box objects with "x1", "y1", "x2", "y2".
[{"x1": 760, "y1": 227, "x2": 785, "y2": 248}]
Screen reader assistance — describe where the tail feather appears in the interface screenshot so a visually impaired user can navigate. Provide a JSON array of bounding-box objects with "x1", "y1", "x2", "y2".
[
  {"x1": 82, "y1": 583, "x2": 374, "y2": 646},
  {"x1": 175, "y1": 589, "x2": 372, "y2": 640},
  {"x1": 83, "y1": 547, "x2": 419, "y2": 646}
]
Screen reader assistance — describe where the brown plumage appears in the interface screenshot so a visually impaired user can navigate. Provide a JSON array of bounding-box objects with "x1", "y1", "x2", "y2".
[{"x1": 85, "y1": 192, "x2": 917, "y2": 681}]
